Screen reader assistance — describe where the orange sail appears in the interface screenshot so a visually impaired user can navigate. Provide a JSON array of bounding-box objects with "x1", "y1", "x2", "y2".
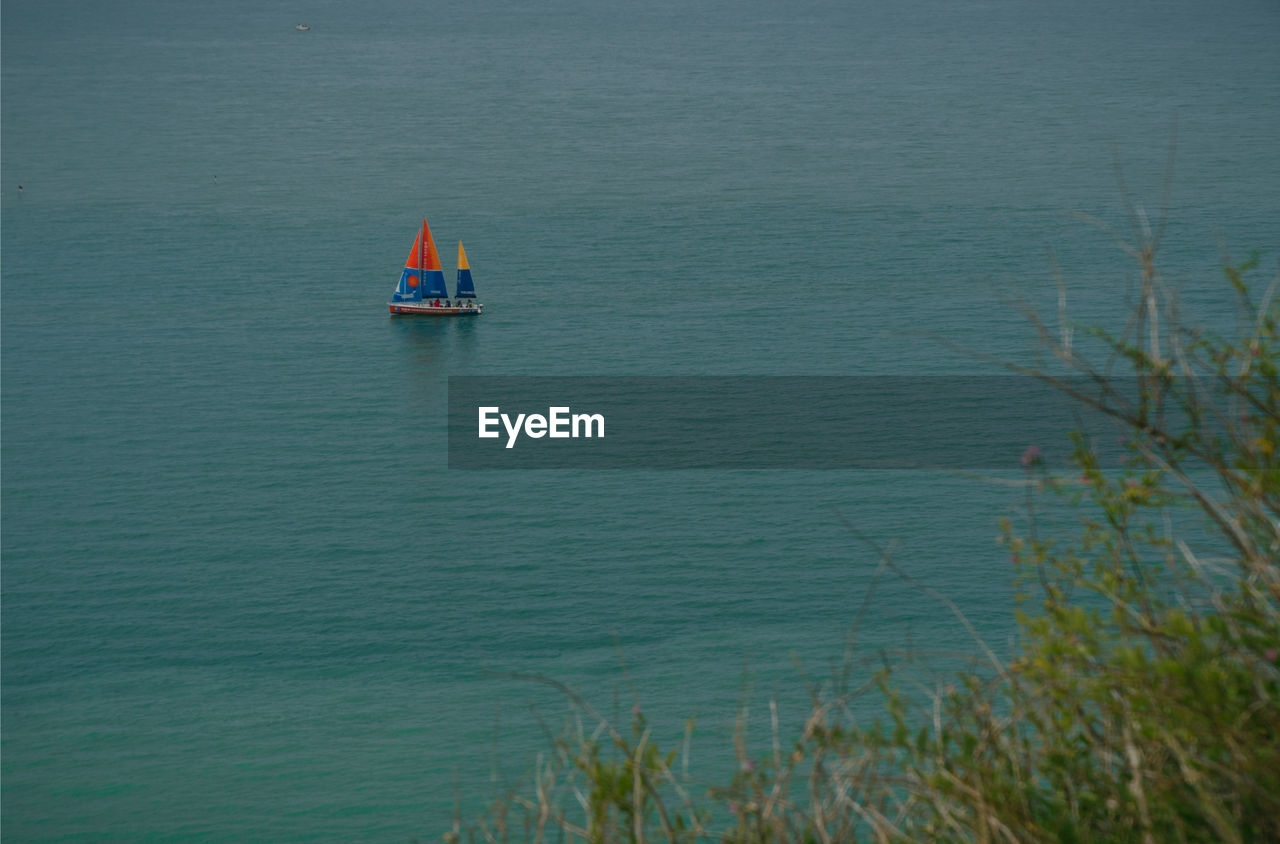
[{"x1": 404, "y1": 219, "x2": 444, "y2": 271}]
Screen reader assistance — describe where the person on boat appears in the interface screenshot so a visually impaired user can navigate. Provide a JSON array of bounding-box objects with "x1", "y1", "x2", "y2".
[
  {"x1": 432, "y1": 299, "x2": 440, "y2": 307},
  {"x1": 444, "y1": 299, "x2": 451, "y2": 308}
]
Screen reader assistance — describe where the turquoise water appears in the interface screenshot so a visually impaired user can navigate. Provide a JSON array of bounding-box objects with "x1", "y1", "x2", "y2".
[{"x1": 4, "y1": 0, "x2": 1278, "y2": 837}]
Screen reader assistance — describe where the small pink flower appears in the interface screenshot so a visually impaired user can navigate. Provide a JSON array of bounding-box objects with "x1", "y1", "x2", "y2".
[
  {"x1": 1266, "y1": 648, "x2": 1277, "y2": 663},
  {"x1": 729, "y1": 802, "x2": 739, "y2": 815},
  {"x1": 1020, "y1": 446, "x2": 1041, "y2": 468},
  {"x1": 741, "y1": 758, "x2": 756, "y2": 772},
  {"x1": 631, "y1": 703, "x2": 642, "y2": 717}
]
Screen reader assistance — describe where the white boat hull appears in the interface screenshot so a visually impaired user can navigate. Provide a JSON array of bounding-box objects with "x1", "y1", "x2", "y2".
[{"x1": 389, "y1": 302, "x2": 482, "y2": 316}]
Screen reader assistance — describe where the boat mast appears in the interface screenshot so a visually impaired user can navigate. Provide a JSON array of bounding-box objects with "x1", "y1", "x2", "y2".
[{"x1": 419, "y1": 220, "x2": 425, "y2": 299}]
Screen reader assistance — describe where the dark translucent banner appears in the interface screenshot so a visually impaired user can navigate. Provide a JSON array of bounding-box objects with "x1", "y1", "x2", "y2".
[{"x1": 447, "y1": 377, "x2": 1199, "y2": 469}]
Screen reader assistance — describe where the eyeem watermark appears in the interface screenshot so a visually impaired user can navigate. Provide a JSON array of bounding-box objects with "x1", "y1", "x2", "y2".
[
  {"x1": 478, "y1": 406, "x2": 605, "y2": 448},
  {"x1": 449, "y1": 376, "x2": 1194, "y2": 469}
]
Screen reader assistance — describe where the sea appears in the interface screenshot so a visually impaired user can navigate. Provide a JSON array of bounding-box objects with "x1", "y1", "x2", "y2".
[{"x1": 3, "y1": 0, "x2": 1278, "y2": 837}]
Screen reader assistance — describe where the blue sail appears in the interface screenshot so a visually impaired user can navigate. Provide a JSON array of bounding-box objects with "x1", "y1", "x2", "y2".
[
  {"x1": 455, "y1": 242, "x2": 477, "y2": 298},
  {"x1": 422, "y1": 269, "x2": 449, "y2": 298},
  {"x1": 393, "y1": 268, "x2": 424, "y2": 302}
]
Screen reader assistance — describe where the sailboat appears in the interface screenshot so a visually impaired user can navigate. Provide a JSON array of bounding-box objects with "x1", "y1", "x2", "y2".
[{"x1": 388, "y1": 219, "x2": 484, "y2": 316}]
